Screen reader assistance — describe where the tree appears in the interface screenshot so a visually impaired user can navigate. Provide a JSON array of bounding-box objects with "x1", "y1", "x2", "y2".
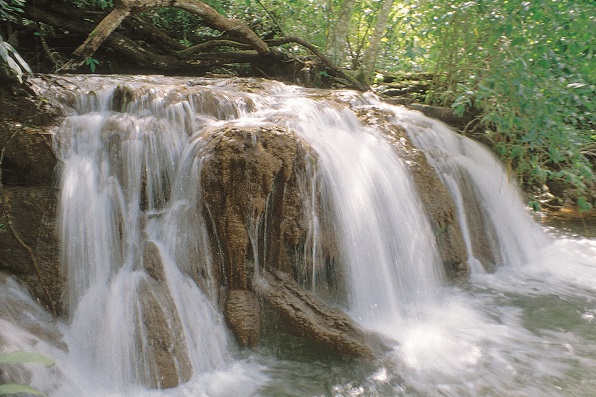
[
  {"x1": 60, "y1": 0, "x2": 271, "y2": 71},
  {"x1": 327, "y1": 0, "x2": 355, "y2": 67},
  {"x1": 19, "y1": 0, "x2": 365, "y2": 89},
  {"x1": 355, "y1": 0, "x2": 393, "y2": 84}
]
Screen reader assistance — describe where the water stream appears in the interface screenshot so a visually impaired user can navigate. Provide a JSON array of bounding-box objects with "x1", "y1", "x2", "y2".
[{"x1": 1, "y1": 76, "x2": 595, "y2": 396}]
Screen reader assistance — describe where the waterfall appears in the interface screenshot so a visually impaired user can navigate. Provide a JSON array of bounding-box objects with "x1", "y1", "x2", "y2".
[
  {"x1": 4, "y1": 75, "x2": 594, "y2": 397},
  {"x1": 55, "y1": 84, "x2": 232, "y2": 390},
  {"x1": 387, "y1": 106, "x2": 550, "y2": 273},
  {"x1": 247, "y1": 93, "x2": 445, "y2": 329}
]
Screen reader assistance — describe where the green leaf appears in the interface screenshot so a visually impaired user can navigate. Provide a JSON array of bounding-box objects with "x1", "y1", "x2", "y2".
[
  {"x1": 0, "y1": 351, "x2": 55, "y2": 367},
  {"x1": 0, "y1": 383, "x2": 46, "y2": 396},
  {"x1": 529, "y1": 200, "x2": 540, "y2": 212},
  {"x1": 577, "y1": 196, "x2": 593, "y2": 213},
  {"x1": 85, "y1": 57, "x2": 100, "y2": 73}
]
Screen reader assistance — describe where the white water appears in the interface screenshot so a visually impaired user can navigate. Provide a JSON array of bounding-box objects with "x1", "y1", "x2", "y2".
[
  {"x1": 1, "y1": 76, "x2": 596, "y2": 396},
  {"x1": 53, "y1": 84, "x2": 239, "y2": 393},
  {"x1": 391, "y1": 108, "x2": 549, "y2": 273},
  {"x1": 245, "y1": 92, "x2": 445, "y2": 330}
]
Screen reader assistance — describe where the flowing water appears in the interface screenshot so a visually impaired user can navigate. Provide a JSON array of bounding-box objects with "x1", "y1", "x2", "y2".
[{"x1": 1, "y1": 76, "x2": 596, "y2": 396}]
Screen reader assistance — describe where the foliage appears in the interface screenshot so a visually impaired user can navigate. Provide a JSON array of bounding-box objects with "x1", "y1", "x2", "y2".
[
  {"x1": 0, "y1": 34, "x2": 33, "y2": 83},
  {"x1": 84, "y1": 57, "x2": 99, "y2": 73},
  {"x1": 0, "y1": 351, "x2": 55, "y2": 396},
  {"x1": 3, "y1": 0, "x2": 594, "y2": 208},
  {"x1": 0, "y1": 0, "x2": 25, "y2": 22},
  {"x1": 379, "y1": 0, "x2": 595, "y2": 208},
  {"x1": 66, "y1": 0, "x2": 112, "y2": 10}
]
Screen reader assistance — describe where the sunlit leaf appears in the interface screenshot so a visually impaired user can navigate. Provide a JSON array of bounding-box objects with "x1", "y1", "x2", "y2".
[{"x1": 0, "y1": 351, "x2": 55, "y2": 366}]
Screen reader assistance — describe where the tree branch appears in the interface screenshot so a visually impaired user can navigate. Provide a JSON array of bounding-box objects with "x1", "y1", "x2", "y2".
[
  {"x1": 57, "y1": 0, "x2": 271, "y2": 72},
  {"x1": 177, "y1": 39, "x2": 251, "y2": 58},
  {"x1": 59, "y1": 6, "x2": 131, "y2": 71},
  {"x1": 267, "y1": 36, "x2": 369, "y2": 91}
]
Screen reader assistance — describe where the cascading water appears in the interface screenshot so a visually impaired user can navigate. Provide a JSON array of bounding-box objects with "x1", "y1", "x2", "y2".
[
  {"x1": 55, "y1": 82, "x2": 234, "y2": 392},
  {"x1": 389, "y1": 107, "x2": 549, "y2": 274},
  {"x1": 240, "y1": 92, "x2": 445, "y2": 330},
  {"x1": 1, "y1": 76, "x2": 595, "y2": 397}
]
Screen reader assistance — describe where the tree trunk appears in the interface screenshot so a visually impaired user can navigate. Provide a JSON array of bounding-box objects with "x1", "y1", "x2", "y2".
[
  {"x1": 328, "y1": 0, "x2": 356, "y2": 67},
  {"x1": 60, "y1": 0, "x2": 271, "y2": 71},
  {"x1": 357, "y1": 0, "x2": 394, "y2": 84}
]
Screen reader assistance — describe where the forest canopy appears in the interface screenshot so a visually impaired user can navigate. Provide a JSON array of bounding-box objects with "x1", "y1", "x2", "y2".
[{"x1": 1, "y1": 0, "x2": 595, "y2": 210}]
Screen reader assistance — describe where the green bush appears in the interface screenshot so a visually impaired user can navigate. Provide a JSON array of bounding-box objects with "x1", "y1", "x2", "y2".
[{"x1": 384, "y1": 0, "x2": 595, "y2": 209}]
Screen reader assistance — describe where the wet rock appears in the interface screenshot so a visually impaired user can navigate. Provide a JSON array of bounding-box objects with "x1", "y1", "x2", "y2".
[
  {"x1": 0, "y1": 102, "x2": 63, "y2": 314},
  {"x1": 453, "y1": 174, "x2": 501, "y2": 273},
  {"x1": 0, "y1": 187, "x2": 63, "y2": 315},
  {"x1": 144, "y1": 241, "x2": 166, "y2": 283},
  {"x1": 138, "y1": 276, "x2": 192, "y2": 389},
  {"x1": 224, "y1": 289, "x2": 261, "y2": 348},
  {"x1": 1, "y1": 124, "x2": 57, "y2": 186},
  {"x1": 255, "y1": 269, "x2": 389, "y2": 359},
  {"x1": 200, "y1": 125, "x2": 313, "y2": 289}
]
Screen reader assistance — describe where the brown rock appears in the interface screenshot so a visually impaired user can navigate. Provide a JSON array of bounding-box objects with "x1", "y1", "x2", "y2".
[
  {"x1": 200, "y1": 125, "x2": 313, "y2": 290},
  {"x1": 0, "y1": 187, "x2": 63, "y2": 315},
  {"x1": 144, "y1": 241, "x2": 166, "y2": 283},
  {"x1": 137, "y1": 277, "x2": 193, "y2": 389},
  {"x1": 1, "y1": 125, "x2": 57, "y2": 186},
  {"x1": 255, "y1": 269, "x2": 389, "y2": 359},
  {"x1": 224, "y1": 289, "x2": 261, "y2": 348}
]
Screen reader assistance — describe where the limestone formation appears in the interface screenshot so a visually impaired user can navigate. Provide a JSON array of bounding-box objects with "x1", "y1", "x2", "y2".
[
  {"x1": 138, "y1": 277, "x2": 192, "y2": 389},
  {"x1": 139, "y1": 242, "x2": 193, "y2": 388},
  {"x1": 199, "y1": 125, "x2": 313, "y2": 289},
  {"x1": 0, "y1": 110, "x2": 63, "y2": 315},
  {"x1": 1, "y1": 77, "x2": 476, "y2": 369}
]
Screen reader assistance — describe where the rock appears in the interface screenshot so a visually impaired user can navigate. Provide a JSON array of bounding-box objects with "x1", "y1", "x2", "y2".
[
  {"x1": 200, "y1": 125, "x2": 314, "y2": 290},
  {"x1": 0, "y1": 187, "x2": 63, "y2": 315},
  {"x1": 408, "y1": 103, "x2": 474, "y2": 129},
  {"x1": 137, "y1": 277, "x2": 193, "y2": 389},
  {"x1": 144, "y1": 241, "x2": 166, "y2": 283},
  {"x1": 255, "y1": 269, "x2": 389, "y2": 359},
  {"x1": 1, "y1": 125, "x2": 56, "y2": 186},
  {"x1": 0, "y1": 88, "x2": 63, "y2": 314},
  {"x1": 453, "y1": 175, "x2": 501, "y2": 273},
  {"x1": 224, "y1": 289, "x2": 261, "y2": 348}
]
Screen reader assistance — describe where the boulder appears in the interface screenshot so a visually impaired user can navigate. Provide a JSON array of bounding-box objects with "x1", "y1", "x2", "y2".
[
  {"x1": 137, "y1": 277, "x2": 193, "y2": 389},
  {"x1": 199, "y1": 125, "x2": 315, "y2": 289},
  {"x1": 0, "y1": 187, "x2": 62, "y2": 315},
  {"x1": 139, "y1": 242, "x2": 193, "y2": 388},
  {"x1": 224, "y1": 289, "x2": 261, "y2": 348},
  {"x1": 0, "y1": 85, "x2": 63, "y2": 315}
]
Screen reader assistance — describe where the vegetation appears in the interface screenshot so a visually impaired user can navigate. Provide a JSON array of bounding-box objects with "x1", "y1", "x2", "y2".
[
  {"x1": 0, "y1": 351, "x2": 54, "y2": 396},
  {"x1": 1, "y1": 0, "x2": 594, "y2": 209}
]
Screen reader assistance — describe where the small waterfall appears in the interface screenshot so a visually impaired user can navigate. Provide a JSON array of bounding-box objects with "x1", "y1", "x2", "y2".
[
  {"x1": 5, "y1": 75, "x2": 587, "y2": 397},
  {"x1": 388, "y1": 106, "x2": 549, "y2": 273},
  {"x1": 243, "y1": 90, "x2": 445, "y2": 330},
  {"x1": 55, "y1": 85, "x2": 232, "y2": 389}
]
